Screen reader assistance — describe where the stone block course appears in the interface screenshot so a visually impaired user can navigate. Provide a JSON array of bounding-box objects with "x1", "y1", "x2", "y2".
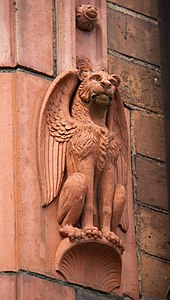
[
  {"x1": 0, "y1": 0, "x2": 15, "y2": 66},
  {"x1": 108, "y1": 54, "x2": 162, "y2": 113},
  {"x1": 107, "y1": 0, "x2": 158, "y2": 19},
  {"x1": 136, "y1": 206, "x2": 170, "y2": 260},
  {"x1": 18, "y1": 273, "x2": 75, "y2": 300},
  {"x1": 15, "y1": 72, "x2": 58, "y2": 277},
  {"x1": 16, "y1": 0, "x2": 54, "y2": 75},
  {"x1": 76, "y1": 288, "x2": 121, "y2": 300},
  {"x1": 107, "y1": 6, "x2": 160, "y2": 66},
  {"x1": 140, "y1": 254, "x2": 170, "y2": 299},
  {"x1": 132, "y1": 110, "x2": 165, "y2": 161},
  {"x1": 0, "y1": 0, "x2": 54, "y2": 75},
  {"x1": 0, "y1": 73, "x2": 17, "y2": 271},
  {"x1": 135, "y1": 155, "x2": 168, "y2": 210},
  {"x1": 0, "y1": 275, "x2": 17, "y2": 300}
]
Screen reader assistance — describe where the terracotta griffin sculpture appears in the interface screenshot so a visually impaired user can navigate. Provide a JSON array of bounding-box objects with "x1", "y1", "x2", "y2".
[{"x1": 38, "y1": 60, "x2": 128, "y2": 253}]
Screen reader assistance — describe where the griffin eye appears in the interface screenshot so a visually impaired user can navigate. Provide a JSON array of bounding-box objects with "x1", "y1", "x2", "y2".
[
  {"x1": 108, "y1": 77, "x2": 117, "y2": 86},
  {"x1": 90, "y1": 74, "x2": 102, "y2": 81}
]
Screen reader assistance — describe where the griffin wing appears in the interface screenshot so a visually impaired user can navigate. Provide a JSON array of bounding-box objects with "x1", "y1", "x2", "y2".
[
  {"x1": 38, "y1": 70, "x2": 79, "y2": 207},
  {"x1": 107, "y1": 88, "x2": 129, "y2": 232}
]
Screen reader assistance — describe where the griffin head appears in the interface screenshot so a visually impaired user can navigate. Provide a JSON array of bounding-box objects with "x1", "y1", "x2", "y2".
[{"x1": 77, "y1": 69, "x2": 121, "y2": 107}]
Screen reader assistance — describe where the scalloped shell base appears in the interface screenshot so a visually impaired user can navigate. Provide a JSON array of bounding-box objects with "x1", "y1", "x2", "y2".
[{"x1": 55, "y1": 238, "x2": 122, "y2": 293}]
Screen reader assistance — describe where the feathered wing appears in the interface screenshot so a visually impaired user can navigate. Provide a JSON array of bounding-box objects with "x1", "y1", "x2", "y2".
[
  {"x1": 38, "y1": 70, "x2": 79, "y2": 207},
  {"x1": 107, "y1": 88, "x2": 129, "y2": 232}
]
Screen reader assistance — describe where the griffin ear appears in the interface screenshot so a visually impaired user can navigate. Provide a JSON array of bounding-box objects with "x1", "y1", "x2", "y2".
[
  {"x1": 76, "y1": 56, "x2": 92, "y2": 81},
  {"x1": 111, "y1": 74, "x2": 121, "y2": 87},
  {"x1": 77, "y1": 69, "x2": 89, "y2": 81}
]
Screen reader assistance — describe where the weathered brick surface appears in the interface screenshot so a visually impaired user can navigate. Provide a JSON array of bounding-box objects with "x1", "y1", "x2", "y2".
[
  {"x1": 135, "y1": 156, "x2": 168, "y2": 210},
  {"x1": 0, "y1": 275, "x2": 16, "y2": 300},
  {"x1": 16, "y1": 0, "x2": 54, "y2": 75},
  {"x1": 136, "y1": 206, "x2": 169, "y2": 260},
  {"x1": 132, "y1": 110, "x2": 165, "y2": 161},
  {"x1": 107, "y1": 7, "x2": 160, "y2": 66},
  {"x1": 140, "y1": 254, "x2": 170, "y2": 299},
  {"x1": 76, "y1": 288, "x2": 121, "y2": 300},
  {"x1": 18, "y1": 273, "x2": 75, "y2": 300},
  {"x1": 108, "y1": 54, "x2": 162, "y2": 113},
  {"x1": 107, "y1": 0, "x2": 158, "y2": 19},
  {"x1": 0, "y1": 0, "x2": 15, "y2": 66},
  {"x1": 0, "y1": 73, "x2": 16, "y2": 271}
]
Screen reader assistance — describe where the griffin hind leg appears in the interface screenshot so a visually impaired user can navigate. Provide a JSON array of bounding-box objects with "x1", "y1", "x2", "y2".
[
  {"x1": 98, "y1": 167, "x2": 125, "y2": 253},
  {"x1": 57, "y1": 173, "x2": 87, "y2": 239},
  {"x1": 112, "y1": 184, "x2": 126, "y2": 232}
]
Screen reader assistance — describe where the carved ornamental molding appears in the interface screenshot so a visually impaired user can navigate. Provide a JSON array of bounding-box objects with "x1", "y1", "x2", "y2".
[
  {"x1": 38, "y1": 59, "x2": 129, "y2": 292},
  {"x1": 76, "y1": 4, "x2": 98, "y2": 31}
]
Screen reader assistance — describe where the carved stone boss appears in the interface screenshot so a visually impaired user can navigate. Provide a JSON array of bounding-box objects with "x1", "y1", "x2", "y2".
[
  {"x1": 38, "y1": 4, "x2": 129, "y2": 294},
  {"x1": 76, "y1": 4, "x2": 98, "y2": 31}
]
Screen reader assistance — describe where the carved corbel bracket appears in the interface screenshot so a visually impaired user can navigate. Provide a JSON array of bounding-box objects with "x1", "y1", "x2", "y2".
[{"x1": 55, "y1": 238, "x2": 122, "y2": 292}]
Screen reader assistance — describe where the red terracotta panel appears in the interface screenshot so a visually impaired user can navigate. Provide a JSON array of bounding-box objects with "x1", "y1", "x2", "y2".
[
  {"x1": 120, "y1": 109, "x2": 139, "y2": 300},
  {"x1": 0, "y1": 73, "x2": 16, "y2": 271},
  {"x1": 0, "y1": 275, "x2": 16, "y2": 300},
  {"x1": 15, "y1": 72, "x2": 59, "y2": 277},
  {"x1": 18, "y1": 273, "x2": 75, "y2": 300},
  {"x1": 0, "y1": 0, "x2": 15, "y2": 66},
  {"x1": 16, "y1": 0, "x2": 54, "y2": 75}
]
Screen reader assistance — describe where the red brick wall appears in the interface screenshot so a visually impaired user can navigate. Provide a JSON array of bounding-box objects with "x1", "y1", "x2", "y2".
[{"x1": 107, "y1": 1, "x2": 170, "y2": 299}]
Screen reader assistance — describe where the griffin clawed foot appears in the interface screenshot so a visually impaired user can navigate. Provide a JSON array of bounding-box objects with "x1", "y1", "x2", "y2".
[{"x1": 59, "y1": 224, "x2": 124, "y2": 253}]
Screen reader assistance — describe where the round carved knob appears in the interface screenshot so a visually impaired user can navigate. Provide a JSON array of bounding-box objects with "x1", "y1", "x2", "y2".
[{"x1": 76, "y1": 5, "x2": 98, "y2": 32}]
